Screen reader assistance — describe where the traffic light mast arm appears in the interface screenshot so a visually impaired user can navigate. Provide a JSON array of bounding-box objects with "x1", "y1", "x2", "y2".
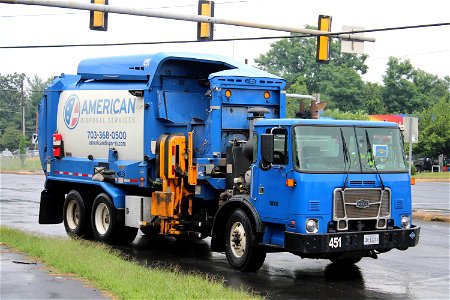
[{"x1": 0, "y1": 0, "x2": 376, "y2": 42}]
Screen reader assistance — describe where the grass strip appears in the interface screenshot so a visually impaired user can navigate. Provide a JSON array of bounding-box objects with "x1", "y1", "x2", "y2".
[
  {"x1": 412, "y1": 172, "x2": 450, "y2": 180},
  {"x1": 0, "y1": 157, "x2": 42, "y2": 172},
  {"x1": 0, "y1": 226, "x2": 258, "y2": 299},
  {"x1": 413, "y1": 211, "x2": 450, "y2": 223}
]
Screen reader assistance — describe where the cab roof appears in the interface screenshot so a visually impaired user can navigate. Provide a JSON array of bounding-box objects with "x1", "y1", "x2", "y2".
[{"x1": 255, "y1": 118, "x2": 399, "y2": 128}]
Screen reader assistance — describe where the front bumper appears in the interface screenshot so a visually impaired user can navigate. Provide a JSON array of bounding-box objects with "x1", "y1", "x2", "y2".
[{"x1": 284, "y1": 226, "x2": 420, "y2": 255}]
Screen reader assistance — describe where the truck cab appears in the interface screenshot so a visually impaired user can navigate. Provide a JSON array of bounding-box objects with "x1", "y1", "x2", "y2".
[{"x1": 210, "y1": 118, "x2": 419, "y2": 270}]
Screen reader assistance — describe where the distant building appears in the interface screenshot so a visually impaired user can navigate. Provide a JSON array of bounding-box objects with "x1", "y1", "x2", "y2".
[{"x1": 368, "y1": 114, "x2": 406, "y2": 125}]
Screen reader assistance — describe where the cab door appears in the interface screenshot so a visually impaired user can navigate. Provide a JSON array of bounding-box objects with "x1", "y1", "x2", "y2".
[{"x1": 251, "y1": 127, "x2": 290, "y2": 222}]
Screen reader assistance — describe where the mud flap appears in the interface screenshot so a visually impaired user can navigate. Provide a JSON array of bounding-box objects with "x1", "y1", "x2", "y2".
[{"x1": 38, "y1": 189, "x2": 64, "y2": 224}]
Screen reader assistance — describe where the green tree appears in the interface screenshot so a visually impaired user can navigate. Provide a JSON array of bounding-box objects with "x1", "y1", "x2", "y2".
[
  {"x1": 414, "y1": 96, "x2": 450, "y2": 158},
  {"x1": 361, "y1": 82, "x2": 386, "y2": 114},
  {"x1": 382, "y1": 57, "x2": 421, "y2": 113},
  {"x1": 322, "y1": 109, "x2": 369, "y2": 120},
  {"x1": 25, "y1": 75, "x2": 51, "y2": 135},
  {"x1": 1, "y1": 126, "x2": 20, "y2": 150},
  {"x1": 255, "y1": 31, "x2": 368, "y2": 94},
  {"x1": 317, "y1": 65, "x2": 365, "y2": 111},
  {"x1": 0, "y1": 73, "x2": 50, "y2": 149},
  {"x1": 382, "y1": 58, "x2": 450, "y2": 114},
  {"x1": 285, "y1": 76, "x2": 309, "y2": 118},
  {"x1": 413, "y1": 70, "x2": 450, "y2": 109},
  {"x1": 0, "y1": 73, "x2": 25, "y2": 135}
]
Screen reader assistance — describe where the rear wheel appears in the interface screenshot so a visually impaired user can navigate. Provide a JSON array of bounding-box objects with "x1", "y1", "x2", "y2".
[
  {"x1": 91, "y1": 193, "x2": 137, "y2": 245},
  {"x1": 224, "y1": 209, "x2": 266, "y2": 272},
  {"x1": 63, "y1": 190, "x2": 90, "y2": 238}
]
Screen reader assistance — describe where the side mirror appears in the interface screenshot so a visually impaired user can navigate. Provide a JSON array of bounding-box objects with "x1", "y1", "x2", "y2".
[{"x1": 261, "y1": 134, "x2": 274, "y2": 164}]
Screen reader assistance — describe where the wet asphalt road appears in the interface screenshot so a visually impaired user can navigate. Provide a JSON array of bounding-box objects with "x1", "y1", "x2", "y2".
[
  {"x1": 411, "y1": 182, "x2": 450, "y2": 213},
  {"x1": 1, "y1": 245, "x2": 108, "y2": 299},
  {"x1": 1, "y1": 174, "x2": 449, "y2": 299}
]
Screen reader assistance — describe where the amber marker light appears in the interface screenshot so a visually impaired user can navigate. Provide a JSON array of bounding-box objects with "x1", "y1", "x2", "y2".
[
  {"x1": 264, "y1": 91, "x2": 270, "y2": 99},
  {"x1": 286, "y1": 179, "x2": 296, "y2": 187},
  {"x1": 410, "y1": 178, "x2": 416, "y2": 185},
  {"x1": 225, "y1": 90, "x2": 232, "y2": 98}
]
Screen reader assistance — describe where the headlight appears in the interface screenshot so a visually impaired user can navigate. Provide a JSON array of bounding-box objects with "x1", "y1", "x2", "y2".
[
  {"x1": 401, "y1": 215, "x2": 410, "y2": 228},
  {"x1": 306, "y1": 219, "x2": 318, "y2": 233}
]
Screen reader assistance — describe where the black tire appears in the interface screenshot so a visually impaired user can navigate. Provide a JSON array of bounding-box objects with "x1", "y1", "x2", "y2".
[
  {"x1": 63, "y1": 190, "x2": 91, "y2": 238},
  {"x1": 224, "y1": 209, "x2": 266, "y2": 272},
  {"x1": 329, "y1": 256, "x2": 362, "y2": 265},
  {"x1": 91, "y1": 193, "x2": 137, "y2": 245}
]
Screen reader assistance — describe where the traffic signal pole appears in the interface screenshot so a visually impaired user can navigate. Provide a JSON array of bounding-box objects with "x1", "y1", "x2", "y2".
[{"x1": 0, "y1": 0, "x2": 376, "y2": 42}]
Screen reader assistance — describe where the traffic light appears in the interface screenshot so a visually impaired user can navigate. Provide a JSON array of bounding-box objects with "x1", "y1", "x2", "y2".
[
  {"x1": 90, "y1": 0, "x2": 108, "y2": 31},
  {"x1": 197, "y1": 1, "x2": 214, "y2": 41},
  {"x1": 316, "y1": 15, "x2": 332, "y2": 63}
]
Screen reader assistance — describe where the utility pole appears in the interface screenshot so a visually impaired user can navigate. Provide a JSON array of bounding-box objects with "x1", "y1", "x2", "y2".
[{"x1": 21, "y1": 76, "x2": 25, "y2": 137}]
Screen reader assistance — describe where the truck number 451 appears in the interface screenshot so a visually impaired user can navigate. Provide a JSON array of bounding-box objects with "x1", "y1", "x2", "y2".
[{"x1": 329, "y1": 237, "x2": 342, "y2": 248}]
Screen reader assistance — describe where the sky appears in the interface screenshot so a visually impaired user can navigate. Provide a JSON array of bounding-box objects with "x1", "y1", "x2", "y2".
[{"x1": 0, "y1": 0, "x2": 449, "y2": 84}]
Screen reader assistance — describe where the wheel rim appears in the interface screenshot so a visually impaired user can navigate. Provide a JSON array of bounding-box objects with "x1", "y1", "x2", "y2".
[
  {"x1": 230, "y1": 221, "x2": 246, "y2": 258},
  {"x1": 94, "y1": 202, "x2": 110, "y2": 235},
  {"x1": 66, "y1": 199, "x2": 80, "y2": 230}
]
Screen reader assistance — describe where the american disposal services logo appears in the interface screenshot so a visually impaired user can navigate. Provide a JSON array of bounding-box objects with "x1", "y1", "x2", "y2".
[{"x1": 63, "y1": 94, "x2": 80, "y2": 129}]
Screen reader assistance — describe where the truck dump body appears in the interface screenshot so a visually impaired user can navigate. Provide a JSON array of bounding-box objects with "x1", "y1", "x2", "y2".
[
  {"x1": 39, "y1": 52, "x2": 284, "y2": 191},
  {"x1": 38, "y1": 52, "x2": 419, "y2": 272}
]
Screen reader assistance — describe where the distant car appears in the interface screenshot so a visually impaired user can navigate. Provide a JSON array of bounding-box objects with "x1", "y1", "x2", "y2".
[
  {"x1": 26, "y1": 148, "x2": 34, "y2": 157},
  {"x1": 1, "y1": 150, "x2": 13, "y2": 158},
  {"x1": 413, "y1": 157, "x2": 437, "y2": 172}
]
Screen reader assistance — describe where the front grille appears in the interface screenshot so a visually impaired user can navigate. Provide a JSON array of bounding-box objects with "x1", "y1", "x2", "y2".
[{"x1": 333, "y1": 188, "x2": 391, "y2": 231}]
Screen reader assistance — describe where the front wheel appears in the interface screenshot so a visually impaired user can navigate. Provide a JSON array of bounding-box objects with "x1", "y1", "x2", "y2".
[
  {"x1": 91, "y1": 193, "x2": 137, "y2": 245},
  {"x1": 224, "y1": 209, "x2": 266, "y2": 272}
]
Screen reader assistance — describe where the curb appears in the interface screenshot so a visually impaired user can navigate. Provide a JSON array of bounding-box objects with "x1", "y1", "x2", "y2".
[
  {"x1": 413, "y1": 178, "x2": 450, "y2": 182},
  {"x1": 0, "y1": 171, "x2": 44, "y2": 175}
]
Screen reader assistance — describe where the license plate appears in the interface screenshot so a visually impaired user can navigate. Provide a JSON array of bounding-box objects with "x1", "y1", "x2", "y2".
[{"x1": 364, "y1": 234, "x2": 379, "y2": 245}]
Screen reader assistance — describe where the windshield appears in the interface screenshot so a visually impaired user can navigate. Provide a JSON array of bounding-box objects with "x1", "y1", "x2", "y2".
[{"x1": 293, "y1": 125, "x2": 407, "y2": 173}]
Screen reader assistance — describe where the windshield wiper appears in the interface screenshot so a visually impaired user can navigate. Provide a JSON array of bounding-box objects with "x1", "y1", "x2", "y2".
[
  {"x1": 340, "y1": 128, "x2": 351, "y2": 190},
  {"x1": 365, "y1": 129, "x2": 385, "y2": 190}
]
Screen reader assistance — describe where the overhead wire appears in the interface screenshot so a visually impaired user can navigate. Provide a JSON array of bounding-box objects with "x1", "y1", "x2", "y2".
[
  {"x1": 0, "y1": 88, "x2": 45, "y2": 92},
  {"x1": 0, "y1": 22, "x2": 448, "y2": 49}
]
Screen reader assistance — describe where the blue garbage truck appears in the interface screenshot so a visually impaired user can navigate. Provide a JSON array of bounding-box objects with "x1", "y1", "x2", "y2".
[{"x1": 38, "y1": 52, "x2": 420, "y2": 271}]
